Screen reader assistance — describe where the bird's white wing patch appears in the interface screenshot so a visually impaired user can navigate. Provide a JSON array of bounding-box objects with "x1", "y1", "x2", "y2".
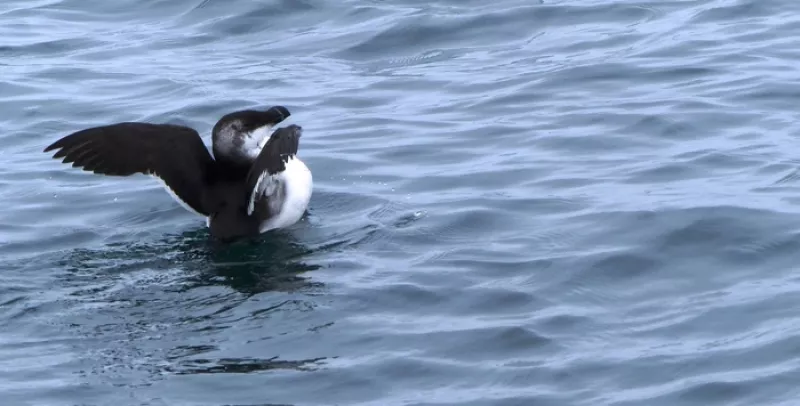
[{"x1": 247, "y1": 170, "x2": 281, "y2": 215}]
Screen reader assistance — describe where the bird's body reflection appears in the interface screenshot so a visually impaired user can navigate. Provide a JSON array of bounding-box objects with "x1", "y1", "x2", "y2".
[
  {"x1": 177, "y1": 228, "x2": 324, "y2": 295},
  {"x1": 55, "y1": 226, "x2": 329, "y2": 380}
]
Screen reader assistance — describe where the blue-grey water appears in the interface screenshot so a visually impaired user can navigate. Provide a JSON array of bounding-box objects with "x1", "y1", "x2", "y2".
[{"x1": 3, "y1": 0, "x2": 800, "y2": 405}]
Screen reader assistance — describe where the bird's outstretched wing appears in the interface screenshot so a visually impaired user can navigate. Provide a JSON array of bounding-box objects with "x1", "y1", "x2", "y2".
[
  {"x1": 244, "y1": 124, "x2": 302, "y2": 215},
  {"x1": 44, "y1": 122, "x2": 215, "y2": 216}
]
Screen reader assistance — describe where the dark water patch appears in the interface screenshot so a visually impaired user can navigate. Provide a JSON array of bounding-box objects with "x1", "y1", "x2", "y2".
[
  {"x1": 690, "y1": 0, "x2": 775, "y2": 24},
  {"x1": 623, "y1": 162, "x2": 701, "y2": 184},
  {"x1": 187, "y1": 0, "x2": 318, "y2": 38},
  {"x1": 0, "y1": 37, "x2": 103, "y2": 57},
  {"x1": 173, "y1": 355, "x2": 326, "y2": 375}
]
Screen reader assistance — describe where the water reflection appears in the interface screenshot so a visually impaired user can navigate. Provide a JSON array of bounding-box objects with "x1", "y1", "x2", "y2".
[
  {"x1": 58, "y1": 227, "x2": 324, "y2": 295},
  {"x1": 51, "y1": 227, "x2": 329, "y2": 382},
  {"x1": 172, "y1": 355, "x2": 327, "y2": 375},
  {"x1": 186, "y1": 230, "x2": 324, "y2": 295}
]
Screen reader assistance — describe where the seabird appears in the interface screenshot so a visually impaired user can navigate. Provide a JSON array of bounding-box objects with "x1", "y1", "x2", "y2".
[{"x1": 43, "y1": 106, "x2": 313, "y2": 241}]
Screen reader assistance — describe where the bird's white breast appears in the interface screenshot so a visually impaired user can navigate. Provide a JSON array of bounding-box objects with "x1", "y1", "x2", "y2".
[{"x1": 258, "y1": 156, "x2": 313, "y2": 232}]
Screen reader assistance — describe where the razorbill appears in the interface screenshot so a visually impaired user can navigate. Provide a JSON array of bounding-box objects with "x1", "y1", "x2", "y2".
[{"x1": 43, "y1": 106, "x2": 312, "y2": 241}]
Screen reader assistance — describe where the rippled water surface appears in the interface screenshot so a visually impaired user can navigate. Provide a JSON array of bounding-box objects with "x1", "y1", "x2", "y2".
[{"x1": 4, "y1": 0, "x2": 800, "y2": 405}]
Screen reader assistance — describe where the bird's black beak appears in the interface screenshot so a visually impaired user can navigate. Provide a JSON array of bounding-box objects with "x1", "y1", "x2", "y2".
[{"x1": 262, "y1": 106, "x2": 291, "y2": 126}]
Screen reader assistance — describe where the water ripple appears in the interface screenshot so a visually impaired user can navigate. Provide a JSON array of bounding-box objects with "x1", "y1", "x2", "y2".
[{"x1": 5, "y1": 0, "x2": 800, "y2": 405}]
